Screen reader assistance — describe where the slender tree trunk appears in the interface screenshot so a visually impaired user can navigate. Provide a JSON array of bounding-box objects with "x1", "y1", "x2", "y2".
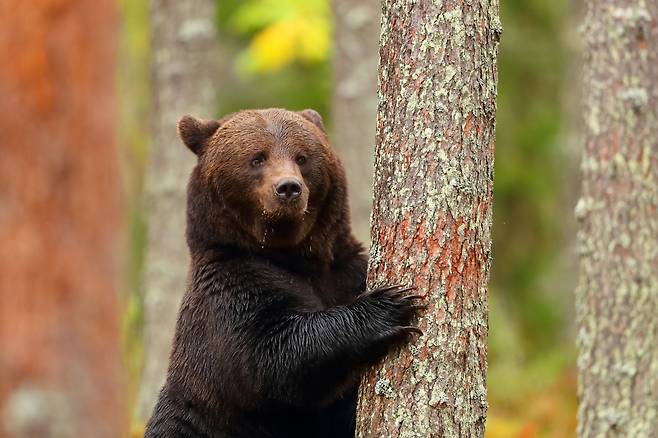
[
  {"x1": 331, "y1": 0, "x2": 380, "y2": 244},
  {"x1": 355, "y1": 1, "x2": 500, "y2": 436},
  {"x1": 575, "y1": 1, "x2": 658, "y2": 436},
  {"x1": 0, "y1": 0, "x2": 123, "y2": 436},
  {"x1": 137, "y1": 0, "x2": 218, "y2": 422}
]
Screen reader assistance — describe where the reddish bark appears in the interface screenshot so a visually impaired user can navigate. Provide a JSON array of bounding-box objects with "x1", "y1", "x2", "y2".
[
  {"x1": 0, "y1": 0, "x2": 124, "y2": 436},
  {"x1": 355, "y1": 0, "x2": 499, "y2": 436}
]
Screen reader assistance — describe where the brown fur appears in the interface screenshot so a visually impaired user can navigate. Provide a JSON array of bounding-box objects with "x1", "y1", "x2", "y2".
[{"x1": 183, "y1": 108, "x2": 360, "y2": 264}]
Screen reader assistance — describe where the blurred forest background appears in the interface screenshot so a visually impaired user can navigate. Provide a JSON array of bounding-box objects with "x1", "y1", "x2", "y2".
[
  {"x1": 120, "y1": 0, "x2": 579, "y2": 436},
  {"x1": 1, "y1": 0, "x2": 582, "y2": 436}
]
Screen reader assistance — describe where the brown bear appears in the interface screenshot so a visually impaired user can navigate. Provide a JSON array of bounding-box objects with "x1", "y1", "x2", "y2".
[{"x1": 144, "y1": 108, "x2": 422, "y2": 438}]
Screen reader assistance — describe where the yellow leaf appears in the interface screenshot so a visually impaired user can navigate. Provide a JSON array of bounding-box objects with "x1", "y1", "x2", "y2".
[
  {"x1": 486, "y1": 415, "x2": 524, "y2": 438},
  {"x1": 240, "y1": 11, "x2": 330, "y2": 73},
  {"x1": 130, "y1": 422, "x2": 145, "y2": 438},
  {"x1": 298, "y1": 17, "x2": 329, "y2": 63},
  {"x1": 249, "y1": 18, "x2": 299, "y2": 72}
]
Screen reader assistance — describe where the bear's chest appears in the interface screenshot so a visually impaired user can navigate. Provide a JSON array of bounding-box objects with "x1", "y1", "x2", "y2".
[
  {"x1": 240, "y1": 254, "x2": 356, "y2": 311},
  {"x1": 278, "y1": 271, "x2": 344, "y2": 311}
]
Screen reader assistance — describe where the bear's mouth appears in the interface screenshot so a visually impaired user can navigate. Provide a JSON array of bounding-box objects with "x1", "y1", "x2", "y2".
[
  {"x1": 260, "y1": 193, "x2": 309, "y2": 221},
  {"x1": 258, "y1": 218, "x2": 302, "y2": 247},
  {"x1": 255, "y1": 206, "x2": 314, "y2": 248}
]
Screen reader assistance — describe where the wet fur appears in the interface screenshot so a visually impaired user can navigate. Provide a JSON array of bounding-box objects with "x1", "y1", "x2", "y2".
[{"x1": 144, "y1": 109, "x2": 420, "y2": 438}]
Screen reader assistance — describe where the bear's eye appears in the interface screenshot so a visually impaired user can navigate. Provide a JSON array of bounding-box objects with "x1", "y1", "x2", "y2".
[
  {"x1": 251, "y1": 155, "x2": 266, "y2": 168},
  {"x1": 295, "y1": 155, "x2": 307, "y2": 165}
]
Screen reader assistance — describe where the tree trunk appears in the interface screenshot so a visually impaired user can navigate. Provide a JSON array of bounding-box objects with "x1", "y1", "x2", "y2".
[
  {"x1": 136, "y1": 0, "x2": 218, "y2": 422},
  {"x1": 355, "y1": 1, "x2": 500, "y2": 436},
  {"x1": 575, "y1": 1, "x2": 658, "y2": 436},
  {"x1": 0, "y1": 0, "x2": 123, "y2": 436},
  {"x1": 331, "y1": 0, "x2": 380, "y2": 244}
]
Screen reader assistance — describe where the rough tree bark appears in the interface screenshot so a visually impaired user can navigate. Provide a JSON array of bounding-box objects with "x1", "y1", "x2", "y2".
[
  {"x1": 331, "y1": 0, "x2": 380, "y2": 244},
  {"x1": 0, "y1": 0, "x2": 123, "y2": 436},
  {"x1": 575, "y1": 1, "x2": 658, "y2": 436},
  {"x1": 355, "y1": 0, "x2": 500, "y2": 437},
  {"x1": 136, "y1": 0, "x2": 218, "y2": 422}
]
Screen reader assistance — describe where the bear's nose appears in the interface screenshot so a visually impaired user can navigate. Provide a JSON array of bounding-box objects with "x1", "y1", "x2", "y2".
[{"x1": 275, "y1": 178, "x2": 302, "y2": 201}]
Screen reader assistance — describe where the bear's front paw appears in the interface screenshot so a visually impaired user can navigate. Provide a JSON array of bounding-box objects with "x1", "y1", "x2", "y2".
[{"x1": 360, "y1": 284, "x2": 426, "y2": 341}]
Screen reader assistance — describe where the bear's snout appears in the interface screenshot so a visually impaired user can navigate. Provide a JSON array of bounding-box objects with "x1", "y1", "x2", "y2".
[{"x1": 274, "y1": 178, "x2": 302, "y2": 202}]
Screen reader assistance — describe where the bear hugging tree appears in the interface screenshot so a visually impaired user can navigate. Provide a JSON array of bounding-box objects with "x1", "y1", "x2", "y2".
[{"x1": 144, "y1": 108, "x2": 423, "y2": 438}]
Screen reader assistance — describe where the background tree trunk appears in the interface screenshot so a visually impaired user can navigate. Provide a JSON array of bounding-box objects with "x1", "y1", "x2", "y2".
[
  {"x1": 136, "y1": 0, "x2": 218, "y2": 422},
  {"x1": 331, "y1": 0, "x2": 380, "y2": 244},
  {"x1": 355, "y1": 0, "x2": 500, "y2": 436},
  {"x1": 0, "y1": 0, "x2": 124, "y2": 436},
  {"x1": 575, "y1": 1, "x2": 658, "y2": 436}
]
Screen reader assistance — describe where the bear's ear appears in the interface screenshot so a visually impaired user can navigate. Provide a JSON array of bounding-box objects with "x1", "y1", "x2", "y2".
[
  {"x1": 177, "y1": 115, "x2": 221, "y2": 155},
  {"x1": 297, "y1": 109, "x2": 325, "y2": 132}
]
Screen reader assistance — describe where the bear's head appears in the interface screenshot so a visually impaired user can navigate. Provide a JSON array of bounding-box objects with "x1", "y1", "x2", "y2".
[{"x1": 179, "y1": 108, "x2": 355, "y2": 263}]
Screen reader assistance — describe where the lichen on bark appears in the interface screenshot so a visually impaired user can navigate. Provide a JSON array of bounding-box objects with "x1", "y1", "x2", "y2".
[
  {"x1": 576, "y1": 1, "x2": 658, "y2": 437},
  {"x1": 355, "y1": 0, "x2": 500, "y2": 436}
]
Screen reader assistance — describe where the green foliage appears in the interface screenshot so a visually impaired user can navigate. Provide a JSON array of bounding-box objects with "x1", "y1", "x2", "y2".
[
  {"x1": 230, "y1": 0, "x2": 327, "y2": 33},
  {"x1": 218, "y1": 62, "x2": 330, "y2": 121},
  {"x1": 117, "y1": 0, "x2": 149, "y2": 418},
  {"x1": 215, "y1": 0, "x2": 331, "y2": 122},
  {"x1": 117, "y1": 0, "x2": 150, "y2": 170},
  {"x1": 488, "y1": 1, "x2": 577, "y2": 435},
  {"x1": 492, "y1": 0, "x2": 570, "y2": 355},
  {"x1": 226, "y1": 0, "x2": 330, "y2": 74}
]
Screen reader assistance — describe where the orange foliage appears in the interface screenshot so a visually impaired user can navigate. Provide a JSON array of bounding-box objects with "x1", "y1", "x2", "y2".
[{"x1": 487, "y1": 370, "x2": 577, "y2": 438}]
